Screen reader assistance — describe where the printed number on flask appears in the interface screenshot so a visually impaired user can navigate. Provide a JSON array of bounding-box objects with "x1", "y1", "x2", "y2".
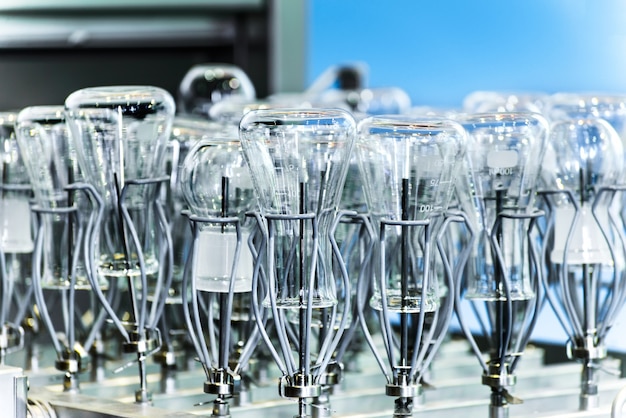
[
  {"x1": 487, "y1": 150, "x2": 518, "y2": 176},
  {"x1": 489, "y1": 167, "x2": 515, "y2": 176}
]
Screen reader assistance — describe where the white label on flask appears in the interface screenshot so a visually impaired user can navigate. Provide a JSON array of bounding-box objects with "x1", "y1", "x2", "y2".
[
  {"x1": 194, "y1": 229, "x2": 254, "y2": 293},
  {"x1": 0, "y1": 198, "x2": 33, "y2": 253},
  {"x1": 487, "y1": 150, "x2": 518, "y2": 169},
  {"x1": 229, "y1": 166, "x2": 253, "y2": 189},
  {"x1": 550, "y1": 205, "x2": 611, "y2": 264}
]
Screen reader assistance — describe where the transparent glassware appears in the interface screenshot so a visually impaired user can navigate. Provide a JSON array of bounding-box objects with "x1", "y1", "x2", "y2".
[
  {"x1": 239, "y1": 108, "x2": 356, "y2": 418},
  {"x1": 178, "y1": 63, "x2": 256, "y2": 117},
  {"x1": 355, "y1": 116, "x2": 467, "y2": 417},
  {"x1": 545, "y1": 92, "x2": 626, "y2": 135},
  {"x1": 544, "y1": 92, "x2": 626, "y2": 221},
  {"x1": 458, "y1": 113, "x2": 548, "y2": 301},
  {"x1": 65, "y1": 85, "x2": 176, "y2": 279},
  {"x1": 0, "y1": 111, "x2": 28, "y2": 365},
  {"x1": 180, "y1": 138, "x2": 257, "y2": 293},
  {"x1": 208, "y1": 97, "x2": 303, "y2": 127},
  {"x1": 538, "y1": 117, "x2": 626, "y2": 410},
  {"x1": 357, "y1": 116, "x2": 466, "y2": 312},
  {"x1": 166, "y1": 115, "x2": 234, "y2": 292},
  {"x1": 15, "y1": 106, "x2": 75, "y2": 207},
  {"x1": 179, "y1": 137, "x2": 261, "y2": 416},
  {"x1": 0, "y1": 111, "x2": 33, "y2": 254},
  {"x1": 15, "y1": 105, "x2": 111, "y2": 391},
  {"x1": 241, "y1": 109, "x2": 356, "y2": 309},
  {"x1": 64, "y1": 85, "x2": 176, "y2": 404},
  {"x1": 153, "y1": 115, "x2": 235, "y2": 384},
  {"x1": 150, "y1": 114, "x2": 236, "y2": 382},
  {"x1": 463, "y1": 90, "x2": 548, "y2": 114},
  {"x1": 15, "y1": 105, "x2": 96, "y2": 289},
  {"x1": 454, "y1": 112, "x2": 549, "y2": 418}
]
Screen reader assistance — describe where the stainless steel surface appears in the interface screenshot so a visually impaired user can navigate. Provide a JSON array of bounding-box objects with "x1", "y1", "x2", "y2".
[
  {"x1": 0, "y1": 365, "x2": 27, "y2": 418},
  {"x1": 29, "y1": 386, "x2": 198, "y2": 418},
  {"x1": 10, "y1": 336, "x2": 626, "y2": 418}
]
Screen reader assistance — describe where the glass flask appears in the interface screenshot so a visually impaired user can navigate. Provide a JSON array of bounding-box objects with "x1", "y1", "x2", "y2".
[
  {"x1": 64, "y1": 85, "x2": 176, "y2": 279},
  {"x1": 15, "y1": 105, "x2": 96, "y2": 289},
  {"x1": 458, "y1": 112, "x2": 549, "y2": 301},
  {"x1": 543, "y1": 118, "x2": 623, "y2": 264},
  {"x1": 178, "y1": 63, "x2": 256, "y2": 117},
  {"x1": 356, "y1": 116, "x2": 467, "y2": 312},
  {"x1": 208, "y1": 97, "x2": 300, "y2": 127},
  {"x1": 355, "y1": 115, "x2": 467, "y2": 417},
  {"x1": 545, "y1": 92, "x2": 626, "y2": 135},
  {"x1": 539, "y1": 117, "x2": 626, "y2": 410},
  {"x1": 179, "y1": 136, "x2": 261, "y2": 416},
  {"x1": 15, "y1": 105, "x2": 109, "y2": 392},
  {"x1": 166, "y1": 115, "x2": 234, "y2": 292},
  {"x1": 0, "y1": 111, "x2": 29, "y2": 365},
  {"x1": 463, "y1": 90, "x2": 548, "y2": 114},
  {"x1": 455, "y1": 111, "x2": 549, "y2": 417},
  {"x1": 15, "y1": 106, "x2": 75, "y2": 207},
  {"x1": 240, "y1": 108, "x2": 356, "y2": 309},
  {"x1": 179, "y1": 138, "x2": 257, "y2": 293},
  {"x1": 239, "y1": 108, "x2": 356, "y2": 418},
  {"x1": 0, "y1": 111, "x2": 33, "y2": 254},
  {"x1": 65, "y1": 86, "x2": 175, "y2": 403}
]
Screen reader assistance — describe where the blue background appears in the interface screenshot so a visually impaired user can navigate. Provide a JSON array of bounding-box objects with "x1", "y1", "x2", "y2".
[
  {"x1": 309, "y1": 1, "x2": 626, "y2": 350},
  {"x1": 307, "y1": 0, "x2": 626, "y2": 108}
]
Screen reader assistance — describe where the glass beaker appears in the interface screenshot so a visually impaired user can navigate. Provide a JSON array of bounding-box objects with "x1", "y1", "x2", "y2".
[{"x1": 178, "y1": 63, "x2": 256, "y2": 117}]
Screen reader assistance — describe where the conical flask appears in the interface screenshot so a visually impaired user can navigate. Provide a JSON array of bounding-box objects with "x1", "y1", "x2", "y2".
[{"x1": 65, "y1": 85, "x2": 175, "y2": 279}]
